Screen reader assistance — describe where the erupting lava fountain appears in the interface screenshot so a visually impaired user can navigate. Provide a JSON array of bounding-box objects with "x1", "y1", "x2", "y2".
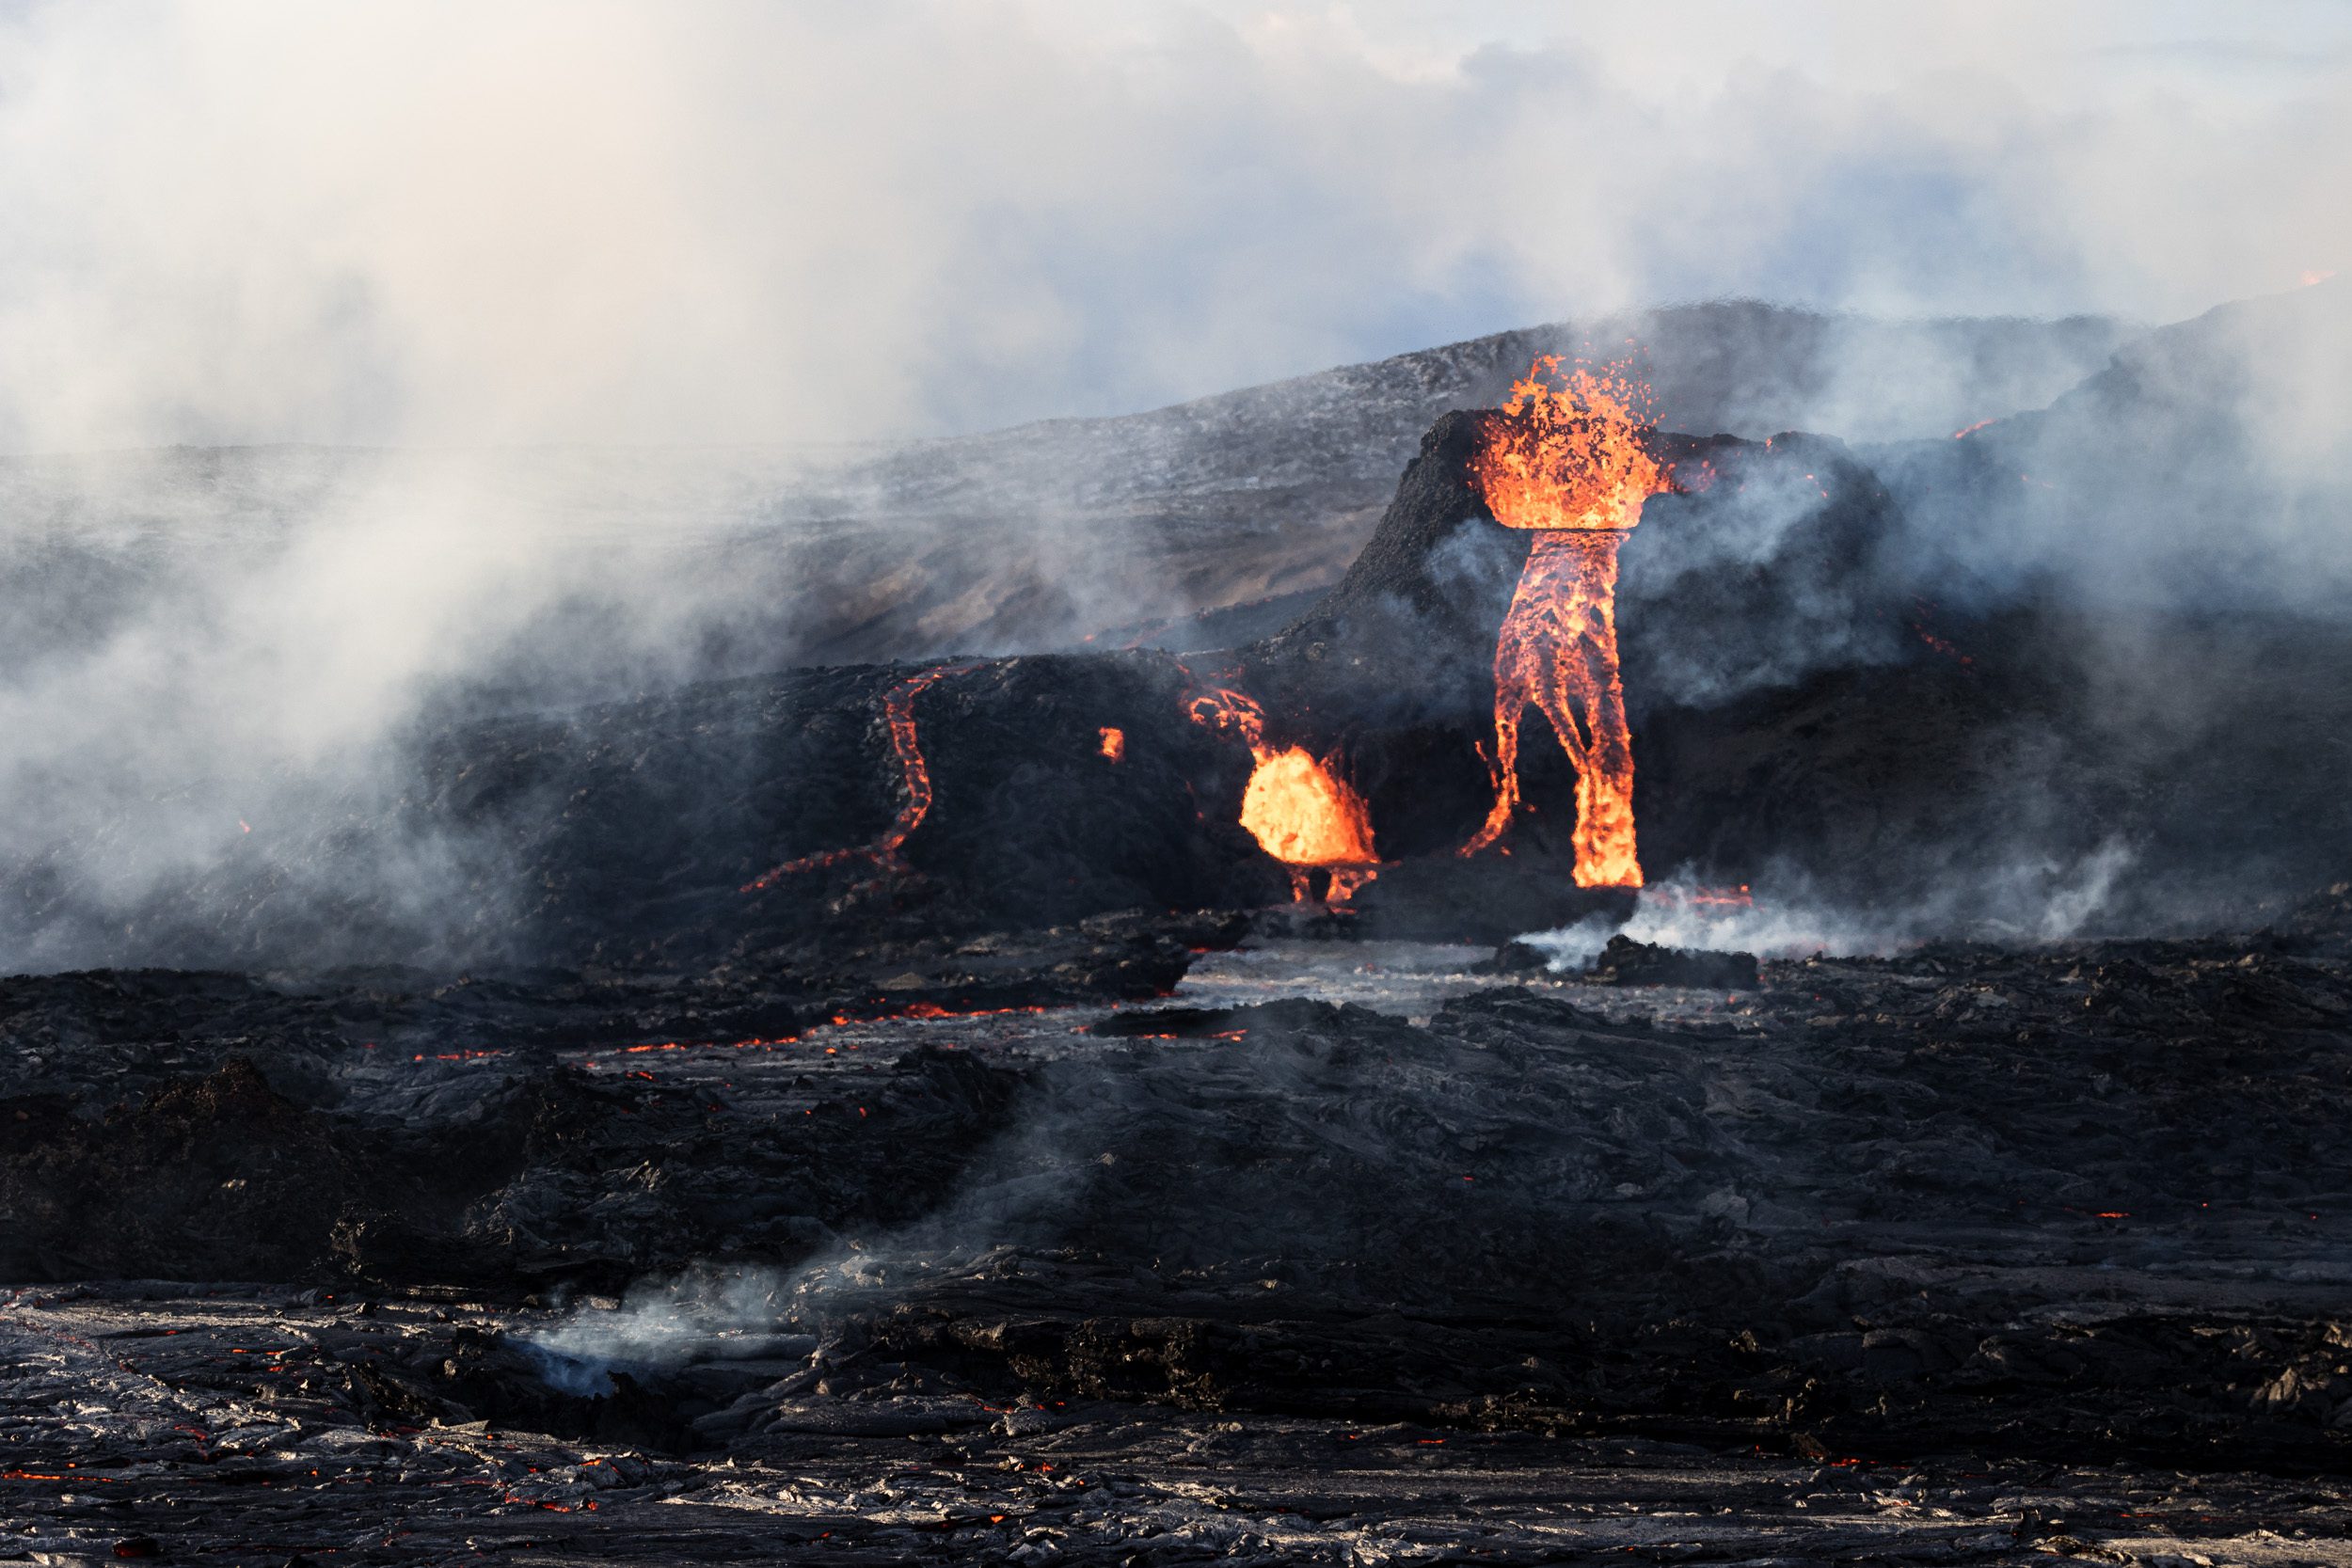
[{"x1": 1460, "y1": 356, "x2": 1670, "y2": 888}]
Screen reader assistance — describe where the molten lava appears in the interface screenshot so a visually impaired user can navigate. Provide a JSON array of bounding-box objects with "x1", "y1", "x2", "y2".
[
  {"x1": 1242, "y1": 748, "x2": 1377, "y2": 881},
  {"x1": 1184, "y1": 684, "x2": 1377, "y2": 903},
  {"x1": 1460, "y1": 357, "x2": 1668, "y2": 889},
  {"x1": 1098, "y1": 726, "x2": 1126, "y2": 762},
  {"x1": 742, "y1": 662, "x2": 977, "y2": 890}
]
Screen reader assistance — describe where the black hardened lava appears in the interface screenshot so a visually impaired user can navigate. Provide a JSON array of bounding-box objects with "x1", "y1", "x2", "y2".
[
  {"x1": 8, "y1": 890, "x2": 2352, "y2": 1523},
  {"x1": 13, "y1": 391, "x2": 2352, "y2": 971}
]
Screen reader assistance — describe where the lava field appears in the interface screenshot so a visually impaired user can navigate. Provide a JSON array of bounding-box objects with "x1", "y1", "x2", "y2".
[
  {"x1": 8, "y1": 287, "x2": 2352, "y2": 1563},
  {"x1": 11, "y1": 917, "x2": 2352, "y2": 1562}
]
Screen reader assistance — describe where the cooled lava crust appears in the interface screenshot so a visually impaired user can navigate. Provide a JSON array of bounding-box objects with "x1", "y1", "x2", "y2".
[{"x1": 8, "y1": 895, "x2": 2352, "y2": 1560}]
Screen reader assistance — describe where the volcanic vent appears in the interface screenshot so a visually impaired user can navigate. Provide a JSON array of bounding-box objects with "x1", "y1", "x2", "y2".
[
  {"x1": 41, "y1": 295, "x2": 2352, "y2": 976},
  {"x1": 729, "y1": 356, "x2": 1694, "y2": 933}
]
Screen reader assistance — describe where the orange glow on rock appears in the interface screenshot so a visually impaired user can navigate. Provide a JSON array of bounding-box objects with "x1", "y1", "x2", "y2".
[{"x1": 1099, "y1": 725, "x2": 1126, "y2": 762}]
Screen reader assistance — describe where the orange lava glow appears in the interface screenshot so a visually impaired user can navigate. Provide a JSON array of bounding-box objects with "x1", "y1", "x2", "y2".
[
  {"x1": 743, "y1": 662, "x2": 977, "y2": 890},
  {"x1": 829, "y1": 1001, "x2": 1055, "y2": 1026},
  {"x1": 1099, "y1": 725, "x2": 1126, "y2": 762},
  {"x1": 1461, "y1": 357, "x2": 1667, "y2": 889},
  {"x1": 1240, "y1": 747, "x2": 1377, "y2": 868},
  {"x1": 1184, "y1": 683, "x2": 1377, "y2": 902},
  {"x1": 1474, "y1": 357, "x2": 1663, "y2": 533}
]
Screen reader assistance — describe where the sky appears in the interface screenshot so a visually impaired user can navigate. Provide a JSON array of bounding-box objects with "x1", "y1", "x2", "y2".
[{"x1": 0, "y1": 0, "x2": 2344, "y2": 451}]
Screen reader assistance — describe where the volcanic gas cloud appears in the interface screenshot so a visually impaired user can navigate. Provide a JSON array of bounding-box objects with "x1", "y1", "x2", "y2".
[{"x1": 1460, "y1": 357, "x2": 1668, "y2": 889}]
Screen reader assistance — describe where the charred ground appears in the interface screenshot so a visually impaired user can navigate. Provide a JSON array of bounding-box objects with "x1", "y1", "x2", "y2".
[{"x1": 9, "y1": 905, "x2": 2352, "y2": 1561}]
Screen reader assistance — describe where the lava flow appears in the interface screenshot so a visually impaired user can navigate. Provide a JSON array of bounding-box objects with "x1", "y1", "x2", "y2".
[
  {"x1": 1185, "y1": 685, "x2": 1377, "y2": 903},
  {"x1": 1460, "y1": 356, "x2": 1668, "y2": 888},
  {"x1": 743, "y1": 662, "x2": 977, "y2": 889}
]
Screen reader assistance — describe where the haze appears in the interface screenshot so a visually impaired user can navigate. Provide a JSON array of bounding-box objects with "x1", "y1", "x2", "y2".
[{"x1": 0, "y1": 0, "x2": 2343, "y2": 451}]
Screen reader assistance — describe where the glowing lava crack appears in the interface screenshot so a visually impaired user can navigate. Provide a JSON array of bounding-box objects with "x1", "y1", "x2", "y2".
[
  {"x1": 743, "y1": 661, "x2": 978, "y2": 889},
  {"x1": 1460, "y1": 356, "x2": 1669, "y2": 889}
]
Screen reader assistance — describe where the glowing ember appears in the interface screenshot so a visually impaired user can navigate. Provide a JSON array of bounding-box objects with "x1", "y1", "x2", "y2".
[
  {"x1": 1460, "y1": 356, "x2": 1667, "y2": 889},
  {"x1": 1184, "y1": 682, "x2": 1377, "y2": 902},
  {"x1": 1099, "y1": 725, "x2": 1126, "y2": 762},
  {"x1": 743, "y1": 662, "x2": 977, "y2": 890}
]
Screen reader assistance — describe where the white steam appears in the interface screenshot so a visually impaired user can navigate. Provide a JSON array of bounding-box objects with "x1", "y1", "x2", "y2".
[
  {"x1": 0, "y1": 3, "x2": 2345, "y2": 452},
  {"x1": 1527, "y1": 842, "x2": 2137, "y2": 969},
  {"x1": 524, "y1": 1265, "x2": 818, "y2": 1397}
]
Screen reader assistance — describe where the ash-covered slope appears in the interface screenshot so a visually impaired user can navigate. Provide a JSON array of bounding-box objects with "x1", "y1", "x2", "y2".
[
  {"x1": 839, "y1": 302, "x2": 2126, "y2": 520},
  {"x1": 14, "y1": 309, "x2": 2352, "y2": 974},
  {"x1": 0, "y1": 304, "x2": 2125, "y2": 705},
  {"x1": 1869, "y1": 277, "x2": 2352, "y2": 615}
]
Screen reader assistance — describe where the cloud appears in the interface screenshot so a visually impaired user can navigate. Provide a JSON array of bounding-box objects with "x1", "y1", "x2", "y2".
[{"x1": 0, "y1": 1, "x2": 2343, "y2": 451}]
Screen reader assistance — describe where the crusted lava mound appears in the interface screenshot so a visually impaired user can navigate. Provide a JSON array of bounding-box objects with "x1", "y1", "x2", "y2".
[
  {"x1": 0, "y1": 911, "x2": 1235, "y2": 1284},
  {"x1": 14, "y1": 321, "x2": 2352, "y2": 971},
  {"x1": 1589, "y1": 932, "x2": 1761, "y2": 989}
]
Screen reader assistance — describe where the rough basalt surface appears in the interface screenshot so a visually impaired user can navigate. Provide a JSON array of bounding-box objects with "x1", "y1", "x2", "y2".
[{"x1": 8, "y1": 889, "x2": 2352, "y2": 1559}]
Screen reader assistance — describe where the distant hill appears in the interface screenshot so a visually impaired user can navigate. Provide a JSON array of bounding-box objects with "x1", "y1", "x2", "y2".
[
  {"x1": 1868, "y1": 277, "x2": 2352, "y2": 613},
  {"x1": 0, "y1": 302, "x2": 2132, "y2": 715}
]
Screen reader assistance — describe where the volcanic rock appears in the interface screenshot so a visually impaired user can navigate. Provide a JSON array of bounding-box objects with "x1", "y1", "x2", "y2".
[
  {"x1": 1587, "y1": 932, "x2": 1760, "y2": 989},
  {"x1": 17, "y1": 299, "x2": 2352, "y2": 1563},
  {"x1": 11, "y1": 906, "x2": 2352, "y2": 1545},
  {"x1": 1470, "y1": 938, "x2": 1551, "y2": 975}
]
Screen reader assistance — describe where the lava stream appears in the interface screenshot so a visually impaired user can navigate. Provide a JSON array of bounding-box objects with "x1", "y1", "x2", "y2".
[
  {"x1": 742, "y1": 662, "x2": 977, "y2": 890},
  {"x1": 1460, "y1": 357, "x2": 1668, "y2": 888}
]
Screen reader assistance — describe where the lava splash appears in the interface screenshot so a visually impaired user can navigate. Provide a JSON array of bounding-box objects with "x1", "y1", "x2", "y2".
[
  {"x1": 1461, "y1": 357, "x2": 1668, "y2": 889},
  {"x1": 1186, "y1": 685, "x2": 1377, "y2": 903}
]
